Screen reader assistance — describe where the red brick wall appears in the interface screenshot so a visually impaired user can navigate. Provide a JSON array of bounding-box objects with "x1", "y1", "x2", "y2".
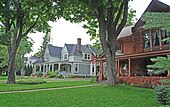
[
  {"x1": 122, "y1": 40, "x2": 134, "y2": 54},
  {"x1": 117, "y1": 76, "x2": 170, "y2": 86}
]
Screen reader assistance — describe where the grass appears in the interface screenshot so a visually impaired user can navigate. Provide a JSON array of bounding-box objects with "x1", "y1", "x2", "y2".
[
  {"x1": 0, "y1": 85, "x2": 160, "y2": 107},
  {"x1": 0, "y1": 80, "x2": 91, "y2": 92}
]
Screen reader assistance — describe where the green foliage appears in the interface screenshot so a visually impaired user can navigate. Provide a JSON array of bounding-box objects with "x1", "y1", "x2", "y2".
[
  {"x1": 17, "y1": 79, "x2": 47, "y2": 85},
  {"x1": 142, "y1": 12, "x2": 170, "y2": 31},
  {"x1": 160, "y1": 79, "x2": 170, "y2": 87},
  {"x1": 154, "y1": 85, "x2": 170, "y2": 105},
  {"x1": 147, "y1": 55, "x2": 170, "y2": 74},
  {"x1": 23, "y1": 65, "x2": 33, "y2": 76},
  {"x1": 48, "y1": 70, "x2": 59, "y2": 78},
  {"x1": 0, "y1": 45, "x2": 8, "y2": 68},
  {"x1": 36, "y1": 71, "x2": 43, "y2": 77},
  {"x1": 67, "y1": 75, "x2": 75, "y2": 78},
  {"x1": 56, "y1": 75, "x2": 64, "y2": 78},
  {"x1": 0, "y1": 85, "x2": 159, "y2": 107},
  {"x1": 34, "y1": 33, "x2": 50, "y2": 58},
  {"x1": 90, "y1": 76, "x2": 97, "y2": 83},
  {"x1": 0, "y1": 0, "x2": 65, "y2": 83}
]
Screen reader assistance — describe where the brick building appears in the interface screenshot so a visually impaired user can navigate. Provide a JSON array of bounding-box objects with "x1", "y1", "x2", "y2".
[{"x1": 98, "y1": 0, "x2": 170, "y2": 85}]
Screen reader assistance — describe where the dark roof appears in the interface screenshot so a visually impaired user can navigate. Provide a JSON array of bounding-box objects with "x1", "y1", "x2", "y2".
[
  {"x1": 133, "y1": 0, "x2": 170, "y2": 31},
  {"x1": 48, "y1": 44, "x2": 62, "y2": 57},
  {"x1": 29, "y1": 56, "x2": 39, "y2": 60},
  {"x1": 33, "y1": 58, "x2": 45, "y2": 64},
  {"x1": 117, "y1": 25, "x2": 133, "y2": 39},
  {"x1": 65, "y1": 44, "x2": 99, "y2": 56},
  {"x1": 65, "y1": 44, "x2": 75, "y2": 53}
]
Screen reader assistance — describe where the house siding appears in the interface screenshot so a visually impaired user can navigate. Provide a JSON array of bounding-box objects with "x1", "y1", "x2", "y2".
[{"x1": 79, "y1": 64, "x2": 90, "y2": 75}]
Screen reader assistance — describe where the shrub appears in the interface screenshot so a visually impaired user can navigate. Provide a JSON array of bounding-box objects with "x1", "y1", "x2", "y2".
[
  {"x1": 36, "y1": 71, "x2": 43, "y2": 77},
  {"x1": 90, "y1": 76, "x2": 96, "y2": 83},
  {"x1": 57, "y1": 75, "x2": 64, "y2": 78},
  {"x1": 67, "y1": 75, "x2": 74, "y2": 78},
  {"x1": 141, "y1": 82, "x2": 153, "y2": 88},
  {"x1": 155, "y1": 85, "x2": 170, "y2": 105},
  {"x1": 160, "y1": 79, "x2": 170, "y2": 87},
  {"x1": 48, "y1": 70, "x2": 59, "y2": 78},
  {"x1": 17, "y1": 79, "x2": 47, "y2": 85}
]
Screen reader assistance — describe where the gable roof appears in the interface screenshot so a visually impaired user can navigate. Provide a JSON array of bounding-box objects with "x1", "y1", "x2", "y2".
[
  {"x1": 117, "y1": 25, "x2": 133, "y2": 39},
  {"x1": 48, "y1": 44, "x2": 62, "y2": 57},
  {"x1": 133, "y1": 0, "x2": 170, "y2": 31},
  {"x1": 65, "y1": 44, "x2": 99, "y2": 56}
]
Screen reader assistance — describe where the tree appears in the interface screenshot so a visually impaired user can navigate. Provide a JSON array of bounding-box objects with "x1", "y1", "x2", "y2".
[
  {"x1": 0, "y1": 0, "x2": 64, "y2": 84},
  {"x1": 16, "y1": 37, "x2": 34, "y2": 73},
  {"x1": 142, "y1": 12, "x2": 170, "y2": 31},
  {"x1": 147, "y1": 55, "x2": 170, "y2": 76},
  {"x1": 34, "y1": 33, "x2": 51, "y2": 58},
  {"x1": 86, "y1": 7, "x2": 136, "y2": 51},
  {"x1": 63, "y1": 0, "x2": 130, "y2": 85}
]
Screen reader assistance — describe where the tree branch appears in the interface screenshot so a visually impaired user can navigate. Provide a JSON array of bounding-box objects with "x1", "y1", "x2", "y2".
[
  {"x1": 116, "y1": 0, "x2": 128, "y2": 37},
  {"x1": 22, "y1": 16, "x2": 39, "y2": 37},
  {"x1": 107, "y1": 0, "x2": 114, "y2": 29},
  {"x1": 113, "y1": 1, "x2": 124, "y2": 27}
]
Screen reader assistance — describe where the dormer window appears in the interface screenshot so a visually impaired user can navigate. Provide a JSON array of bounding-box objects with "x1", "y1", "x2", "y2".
[
  {"x1": 62, "y1": 53, "x2": 68, "y2": 60},
  {"x1": 83, "y1": 53, "x2": 91, "y2": 60}
]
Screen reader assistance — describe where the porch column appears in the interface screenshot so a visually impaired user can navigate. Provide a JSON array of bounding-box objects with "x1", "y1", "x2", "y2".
[
  {"x1": 58, "y1": 63, "x2": 61, "y2": 71},
  {"x1": 117, "y1": 59, "x2": 120, "y2": 76},
  {"x1": 167, "y1": 70, "x2": 170, "y2": 77},
  {"x1": 128, "y1": 58, "x2": 131, "y2": 76},
  {"x1": 43, "y1": 64, "x2": 45, "y2": 76},
  {"x1": 99, "y1": 61, "x2": 103, "y2": 81},
  {"x1": 39, "y1": 65, "x2": 42, "y2": 72},
  {"x1": 48, "y1": 64, "x2": 51, "y2": 72},
  {"x1": 46, "y1": 64, "x2": 48, "y2": 75},
  {"x1": 52, "y1": 64, "x2": 54, "y2": 72},
  {"x1": 90, "y1": 62, "x2": 93, "y2": 75},
  {"x1": 32, "y1": 65, "x2": 36, "y2": 75},
  {"x1": 94, "y1": 63, "x2": 96, "y2": 76}
]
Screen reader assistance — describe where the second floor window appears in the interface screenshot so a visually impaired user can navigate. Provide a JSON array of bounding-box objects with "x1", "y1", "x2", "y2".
[
  {"x1": 152, "y1": 30, "x2": 160, "y2": 46},
  {"x1": 62, "y1": 53, "x2": 68, "y2": 60},
  {"x1": 143, "y1": 29, "x2": 170, "y2": 49},
  {"x1": 143, "y1": 31, "x2": 150, "y2": 48},
  {"x1": 83, "y1": 53, "x2": 91, "y2": 60}
]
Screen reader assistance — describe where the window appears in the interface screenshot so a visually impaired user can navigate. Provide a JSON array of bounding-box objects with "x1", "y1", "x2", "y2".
[
  {"x1": 143, "y1": 31, "x2": 150, "y2": 48},
  {"x1": 83, "y1": 53, "x2": 91, "y2": 60},
  {"x1": 162, "y1": 30, "x2": 170, "y2": 45},
  {"x1": 62, "y1": 53, "x2": 68, "y2": 60},
  {"x1": 152, "y1": 30, "x2": 160, "y2": 46},
  {"x1": 74, "y1": 64, "x2": 79, "y2": 73}
]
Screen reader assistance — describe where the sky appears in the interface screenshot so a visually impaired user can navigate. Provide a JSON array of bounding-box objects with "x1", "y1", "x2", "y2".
[{"x1": 27, "y1": 0, "x2": 170, "y2": 57}]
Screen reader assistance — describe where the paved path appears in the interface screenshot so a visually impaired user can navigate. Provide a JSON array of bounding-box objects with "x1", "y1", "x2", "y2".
[{"x1": 0, "y1": 84, "x2": 99, "y2": 94}]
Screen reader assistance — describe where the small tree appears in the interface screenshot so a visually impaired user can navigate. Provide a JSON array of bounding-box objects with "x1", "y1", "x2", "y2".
[
  {"x1": 155, "y1": 85, "x2": 170, "y2": 106},
  {"x1": 147, "y1": 55, "x2": 170, "y2": 75}
]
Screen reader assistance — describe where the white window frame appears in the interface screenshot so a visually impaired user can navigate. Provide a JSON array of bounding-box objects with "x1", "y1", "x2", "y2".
[
  {"x1": 83, "y1": 53, "x2": 91, "y2": 60},
  {"x1": 62, "y1": 53, "x2": 68, "y2": 60}
]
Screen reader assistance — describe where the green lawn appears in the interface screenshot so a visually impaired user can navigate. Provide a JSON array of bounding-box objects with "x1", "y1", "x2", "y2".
[
  {"x1": 0, "y1": 80, "x2": 91, "y2": 92},
  {"x1": 0, "y1": 85, "x2": 160, "y2": 107}
]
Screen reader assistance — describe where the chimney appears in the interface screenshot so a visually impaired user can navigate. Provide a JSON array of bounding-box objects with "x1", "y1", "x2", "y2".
[{"x1": 77, "y1": 38, "x2": 81, "y2": 51}]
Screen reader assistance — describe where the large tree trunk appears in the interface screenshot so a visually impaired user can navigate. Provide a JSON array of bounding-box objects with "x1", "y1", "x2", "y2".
[
  {"x1": 7, "y1": 44, "x2": 17, "y2": 84},
  {"x1": 105, "y1": 43, "x2": 117, "y2": 85},
  {"x1": 98, "y1": 18, "x2": 117, "y2": 85}
]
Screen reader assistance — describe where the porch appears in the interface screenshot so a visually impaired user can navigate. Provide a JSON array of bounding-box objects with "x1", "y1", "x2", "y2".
[{"x1": 117, "y1": 76, "x2": 170, "y2": 85}]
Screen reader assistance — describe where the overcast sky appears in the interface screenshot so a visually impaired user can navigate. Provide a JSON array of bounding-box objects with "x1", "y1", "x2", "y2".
[{"x1": 27, "y1": 0, "x2": 170, "y2": 57}]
